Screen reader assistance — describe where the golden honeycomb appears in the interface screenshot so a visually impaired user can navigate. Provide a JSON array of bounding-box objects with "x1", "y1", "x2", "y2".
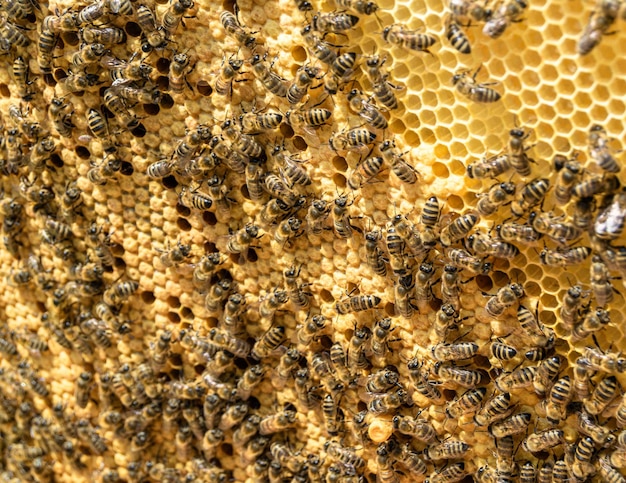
[{"x1": 0, "y1": 0, "x2": 625, "y2": 480}]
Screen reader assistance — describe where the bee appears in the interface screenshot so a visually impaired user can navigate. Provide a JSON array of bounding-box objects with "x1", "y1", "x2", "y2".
[
  {"x1": 376, "y1": 442, "x2": 400, "y2": 483},
  {"x1": 595, "y1": 192, "x2": 626, "y2": 240},
  {"x1": 427, "y1": 462, "x2": 467, "y2": 483},
  {"x1": 432, "y1": 362, "x2": 484, "y2": 387},
  {"x1": 226, "y1": 223, "x2": 262, "y2": 254},
  {"x1": 274, "y1": 347, "x2": 301, "y2": 388},
  {"x1": 589, "y1": 124, "x2": 620, "y2": 172},
  {"x1": 330, "y1": 127, "x2": 377, "y2": 152},
  {"x1": 445, "y1": 15, "x2": 471, "y2": 53},
  {"x1": 365, "y1": 369, "x2": 399, "y2": 395},
  {"x1": 574, "y1": 305, "x2": 611, "y2": 346},
  {"x1": 512, "y1": 178, "x2": 550, "y2": 217},
  {"x1": 136, "y1": 5, "x2": 167, "y2": 51},
  {"x1": 283, "y1": 266, "x2": 311, "y2": 310},
  {"x1": 553, "y1": 154, "x2": 582, "y2": 205},
  {"x1": 76, "y1": 0, "x2": 108, "y2": 26},
  {"x1": 348, "y1": 155, "x2": 384, "y2": 190},
  {"x1": 147, "y1": 159, "x2": 174, "y2": 179},
  {"x1": 71, "y1": 42, "x2": 107, "y2": 68},
  {"x1": 258, "y1": 198, "x2": 290, "y2": 227},
  {"x1": 293, "y1": 367, "x2": 318, "y2": 409},
  {"x1": 452, "y1": 66, "x2": 501, "y2": 103},
  {"x1": 203, "y1": 277, "x2": 232, "y2": 313},
  {"x1": 324, "y1": 441, "x2": 365, "y2": 470},
  {"x1": 476, "y1": 182, "x2": 516, "y2": 216},
  {"x1": 395, "y1": 274, "x2": 415, "y2": 318},
  {"x1": 37, "y1": 27, "x2": 57, "y2": 73},
  {"x1": 431, "y1": 341, "x2": 479, "y2": 362},
  {"x1": 346, "y1": 89, "x2": 388, "y2": 130},
  {"x1": 178, "y1": 186, "x2": 213, "y2": 211},
  {"x1": 263, "y1": 173, "x2": 298, "y2": 206},
  {"x1": 87, "y1": 156, "x2": 122, "y2": 185},
  {"x1": 364, "y1": 229, "x2": 387, "y2": 276},
  {"x1": 485, "y1": 283, "x2": 524, "y2": 318},
  {"x1": 296, "y1": 314, "x2": 327, "y2": 347},
  {"x1": 532, "y1": 212, "x2": 581, "y2": 245},
  {"x1": 380, "y1": 139, "x2": 419, "y2": 184},
  {"x1": 286, "y1": 64, "x2": 320, "y2": 104},
  {"x1": 215, "y1": 55, "x2": 244, "y2": 97},
  {"x1": 286, "y1": 108, "x2": 332, "y2": 140},
  {"x1": 382, "y1": 23, "x2": 437, "y2": 52},
  {"x1": 300, "y1": 24, "x2": 337, "y2": 65},
  {"x1": 258, "y1": 289, "x2": 289, "y2": 321},
  {"x1": 424, "y1": 440, "x2": 471, "y2": 461},
  {"x1": 328, "y1": 342, "x2": 351, "y2": 386},
  {"x1": 103, "y1": 88, "x2": 138, "y2": 128},
  {"x1": 251, "y1": 326, "x2": 285, "y2": 360},
  {"x1": 446, "y1": 387, "x2": 487, "y2": 418},
  {"x1": 579, "y1": 0, "x2": 620, "y2": 55},
  {"x1": 258, "y1": 407, "x2": 297, "y2": 435},
  {"x1": 474, "y1": 392, "x2": 512, "y2": 426},
  {"x1": 573, "y1": 172, "x2": 620, "y2": 198},
  {"x1": 346, "y1": 325, "x2": 371, "y2": 372},
  {"x1": 616, "y1": 394, "x2": 626, "y2": 427},
  {"x1": 306, "y1": 199, "x2": 331, "y2": 235},
  {"x1": 0, "y1": 15, "x2": 30, "y2": 47},
  {"x1": 363, "y1": 54, "x2": 403, "y2": 110},
  {"x1": 274, "y1": 216, "x2": 304, "y2": 245},
  {"x1": 103, "y1": 280, "x2": 138, "y2": 308},
  {"x1": 48, "y1": 97, "x2": 74, "y2": 138},
  {"x1": 321, "y1": 392, "x2": 342, "y2": 435},
  {"x1": 586, "y1": 374, "x2": 620, "y2": 416},
  {"x1": 494, "y1": 366, "x2": 536, "y2": 391},
  {"x1": 598, "y1": 456, "x2": 626, "y2": 482},
  {"x1": 114, "y1": 83, "x2": 162, "y2": 105},
  {"x1": 168, "y1": 52, "x2": 194, "y2": 93},
  {"x1": 573, "y1": 360, "x2": 593, "y2": 401},
  {"x1": 218, "y1": 401, "x2": 249, "y2": 432},
  {"x1": 440, "y1": 213, "x2": 479, "y2": 247},
  {"x1": 446, "y1": 248, "x2": 483, "y2": 274},
  {"x1": 220, "y1": 292, "x2": 247, "y2": 335},
  {"x1": 220, "y1": 10, "x2": 256, "y2": 49},
  {"x1": 467, "y1": 154, "x2": 511, "y2": 179},
  {"x1": 466, "y1": 231, "x2": 520, "y2": 259},
  {"x1": 576, "y1": 410, "x2": 615, "y2": 447},
  {"x1": 158, "y1": 240, "x2": 192, "y2": 268},
  {"x1": 522, "y1": 429, "x2": 564, "y2": 453},
  {"x1": 532, "y1": 355, "x2": 562, "y2": 398},
  {"x1": 432, "y1": 303, "x2": 459, "y2": 340},
  {"x1": 82, "y1": 26, "x2": 126, "y2": 44},
  {"x1": 483, "y1": 0, "x2": 528, "y2": 37},
  {"x1": 74, "y1": 371, "x2": 93, "y2": 409},
  {"x1": 489, "y1": 412, "x2": 531, "y2": 438},
  {"x1": 234, "y1": 364, "x2": 263, "y2": 401},
  {"x1": 540, "y1": 246, "x2": 591, "y2": 266},
  {"x1": 311, "y1": 11, "x2": 359, "y2": 33},
  {"x1": 241, "y1": 111, "x2": 283, "y2": 135},
  {"x1": 249, "y1": 53, "x2": 287, "y2": 97},
  {"x1": 371, "y1": 317, "x2": 395, "y2": 357},
  {"x1": 200, "y1": 427, "x2": 223, "y2": 460},
  {"x1": 335, "y1": 294, "x2": 381, "y2": 314},
  {"x1": 162, "y1": 0, "x2": 194, "y2": 33},
  {"x1": 103, "y1": 57, "x2": 152, "y2": 86},
  {"x1": 582, "y1": 346, "x2": 626, "y2": 373},
  {"x1": 12, "y1": 56, "x2": 34, "y2": 101}
]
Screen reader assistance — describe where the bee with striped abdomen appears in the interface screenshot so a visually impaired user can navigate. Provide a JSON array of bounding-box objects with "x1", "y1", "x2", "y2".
[
  {"x1": 382, "y1": 23, "x2": 437, "y2": 53},
  {"x1": 483, "y1": 0, "x2": 528, "y2": 38},
  {"x1": 452, "y1": 66, "x2": 501, "y2": 103},
  {"x1": 445, "y1": 15, "x2": 471, "y2": 53}
]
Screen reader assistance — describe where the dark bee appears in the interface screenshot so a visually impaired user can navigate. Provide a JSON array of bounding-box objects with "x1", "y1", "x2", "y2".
[
  {"x1": 312, "y1": 12, "x2": 359, "y2": 32},
  {"x1": 382, "y1": 23, "x2": 437, "y2": 52},
  {"x1": 162, "y1": 0, "x2": 194, "y2": 33},
  {"x1": 215, "y1": 55, "x2": 244, "y2": 97},
  {"x1": 301, "y1": 24, "x2": 337, "y2": 65},
  {"x1": 347, "y1": 89, "x2": 388, "y2": 130},
  {"x1": 452, "y1": 66, "x2": 501, "y2": 103},
  {"x1": 226, "y1": 223, "x2": 262, "y2": 254},
  {"x1": 49, "y1": 97, "x2": 74, "y2": 138},
  {"x1": 445, "y1": 15, "x2": 471, "y2": 53},
  {"x1": 483, "y1": 0, "x2": 528, "y2": 38},
  {"x1": 363, "y1": 54, "x2": 403, "y2": 110},
  {"x1": 476, "y1": 182, "x2": 516, "y2": 216},
  {"x1": 533, "y1": 355, "x2": 562, "y2": 397},
  {"x1": 485, "y1": 283, "x2": 524, "y2": 318},
  {"x1": 573, "y1": 172, "x2": 620, "y2": 198},
  {"x1": 440, "y1": 212, "x2": 479, "y2": 246},
  {"x1": 12, "y1": 56, "x2": 34, "y2": 101},
  {"x1": 446, "y1": 387, "x2": 487, "y2": 418},
  {"x1": 287, "y1": 64, "x2": 320, "y2": 104},
  {"x1": 136, "y1": 4, "x2": 167, "y2": 51},
  {"x1": 467, "y1": 154, "x2": 511, "y2": 178},
  {"x1": 336, "y1": 294, "x2": 381, "y2": 314},
  {"x1": 330, "y1": 127, "x2": 376, "y2": 152},
  {"x1": 553, "y1": 154, "x2": 583, "y2": 205},
  {"x1": 258, "y1": 407, "x2": 297, "y2": 435},
  {"x1": 220, "y1": 10, "x2": 256, "y2": 49},
  {"x1": 540, "y1": 246, "x2": 591, "y2": 266},
  {"x1": 511, "y1": 178, "x2": 550, "y2": 217},
  {"x1": 380, "y1": 139, "x2": 419, "y2": 184},
  {"x1": 82, "y1": 26, "x2": 126, "y2": 44},
  {"x1": 169, "y1": 53, "x2": 194, "y2": 93},
  {"x1": 251, "y1": 326, "x2": 285, "y2": 360}
]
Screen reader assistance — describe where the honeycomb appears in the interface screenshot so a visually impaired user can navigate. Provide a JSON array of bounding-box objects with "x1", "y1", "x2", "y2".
[{"x1": 0, "y1": 0, "x2": 625, "y2": 480}]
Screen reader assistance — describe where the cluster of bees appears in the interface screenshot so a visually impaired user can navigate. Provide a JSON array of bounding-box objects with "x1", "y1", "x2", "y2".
[{"x1": 0, "y1": 0, "x2": 624, "y2": 481}]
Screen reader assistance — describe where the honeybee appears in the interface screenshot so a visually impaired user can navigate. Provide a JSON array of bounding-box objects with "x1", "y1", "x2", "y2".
[
  {"x1": 554, "y1": 154, "x2": 582, "y2": 205},
  {"x1": 533, "y1": 355, "x2": 562, "y2": 397},
  {"x1": 573, "y1": 172, "x2": 620, "y2": 198},
  {"x1": 81, "y1": 26, "x2": 126, "y2": 44},
  {"x1": 147, "y1": 159, "x2": 174, "y2": 179},
  {"x1": 87, "y1": 156, "x2": 122, "y2": 185},
  {"x1": 49, "y1": 97, "x2": 74, "y2": 138},
  {"x1": 251, "y1": 326, "x2": 285, "y2": 359},
  {"x1": 595, "y1": 192, "x2": 626, "y2": 240},
  {"x1": 286, "y1": 108, "x2": 333, "y2": 139},
  {"x1": 379, "y1": 139, "x2": 419, "y2": 184},
  {"x1": 348, "y1": 155, "x2": 384, "y2": 190},
  {"x1": 466, "y1": 231, "x2": 520, "y2": 259},
  {"x1": 433, "y1": 303, "x2": 459, "y2": 339},
  {"x1": 323, "y1": 51, "x2": 358, "y2": 96},
  {"x1": 325, "y1": 441, "x2": 366, "y2": 471},
  {"x1": 446, "y1": 248, "x2": 484, "y2": 274},
  {"x1": 286, "y1": 64, "x2": 320, "y2": 104},
  {"x1": 71, "y1": 42, "x2": 106, "y2": 68},
  {"x1": 395, "y1": 274, "x2": 415, "y2": 318},
  {"x1": 28, "y1": 137, "x2": 56, "y2": 172},
  {"x1": 425, "y1": 440, "x2": 471, "y2": 461},
  {"x1": 364, "y1": 229, "x2": 387, "y2": 276},
  {"x1": 226, "y1": 223, "x2": 262, "y2": 254},
  {"x1": 446, "y1": 387, "x2": 487, "y2": 418},
  {"x1": 363, "y1": 54, "x2": 403, "y2": 110},
  {"x1": 516, "y1": 304, "x2": 555, "y2": 347},
  {"x1": 215, "y1": 55, "x2": 244, "y2": 97},
  {"x1": 136, "y1": 5, "x2": 167, "y2": 51},
  {"x1": 431, "y1": 341, "x2": 479, "y2": 362},
  {"x1": 162, "y1": 0, "x2": 194, "y2": 33},
  {"x1": 523, "y1": 429, "x2": 564, "y2": 453},
  {"x1": 489, "y1": 412, "x2": 531, "y2": 438},
  {"x1": 75, "y1": 371, "x2": 93, "y2": 409},
  {"x1": 321, "y1": 392, "x2": 342, "y2": 435},
  {"x1": 476, "y1": 182, "x2": 516, "y2": 216},
  {"x1": 258, "y1": 407, "x2": 297, "y2": 435},
  {"x1": 441, "y1": 264, "x2": 462, "y2": 311},
  {"x1": 335, "y1": 294, "x2": 381, "y2": 314},
  {"x1": 440, "y1": 212, "x2": 479, "y2": 246},
  {"x1": 433, "y1": 362, "x2": 484, "y2": 387},
  {"x1": 168, "y1": 53, "x2": 194, "y2": 93},
  {"x1": 588, "y1": 123, "x2": 621, "y2": 172},
  {"x1": 532, "y1": 212, "x2": 581, "y2": 245},
  {"x1": 467, "y1": 154, "x2": 512, "y2": 178},
  {"x1": 220, "y1": 10, "x2": 256, "y2": 49},
  {"x1": 511, "y1": 178, "x2": 550, "y2": 217},
  {"x1": 241, "y1": 111, "x2": 283, "y2": 135},
  {"x1": 301, "y1": 24, "x2": 337, "y2": 65},
  {"x1": 103, "y1": 88, "x2": 138, "y2": 128},
  {"x1": 581, "y1": 346, "x2": 626, "y2": 373},
  {"x1": 249, "y1": 54, "x2": 288, "y2": 97},
  {"x1": 370, "y1": 317, "x2": 395, "y2": 357},
  {"x1": 236, "y1": 364, "x2": 264, "y2": 401},
  {"x1": 331, "y1": 193, "x2": 356, "y2": 239},
  {"x1": 382, "y1": 23, "x2": 437, "y2": 52},
  {"x1": 495, "y1": 366, "x2": 536, "y2": 391},
  {"x1": 347, "y1": 89, "x2": 388, "y2": 130},
  {"x1": 559, "y1": 284, "x2": 586, "y2": 328},
  {"x1": 283, "y1": 266, "x2": 311, "y2": 309},
  {"x1": 483, "y1": 0, "x2": 528, "y2": 38},
  {"x1": 540, "y1": 246, "x2": 591, "y2": 266},
  {"x1": 296, "y1": 314, "x2": 327, "y2": 347},
  {"x1": 474, "y1": 391, "x2": 512, "y2": 426},
  {"x1": 330, "y1": 127, "x2": 376, "y2": 152},
  {"x1": 445, "y1": 15, "x2": 471, "y2": 53},
  {"x1": 376, "y1": 441, "x2": 400, "y2": 483},
  {"x1": 576, "y1": 410, "x2": 615, "y2": 447},
  {"x1": 579, "y1": 0, "x2": 620, "y2": 55},
  {"x1": 103, "y1": 280, "x2": 138, "y2": 308},
  {"x1": 311, "y1": 11, "x2": 359, "y2": 33},
  {"x1": 0, "y1": 15, "x2": 30, "y2": 47},
  {"x1": 452, "y1": 66, "x2": 501, "y2": 103},
  {"x1": 427, "y1": 462, "x2": 467, "y2": 483}
]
